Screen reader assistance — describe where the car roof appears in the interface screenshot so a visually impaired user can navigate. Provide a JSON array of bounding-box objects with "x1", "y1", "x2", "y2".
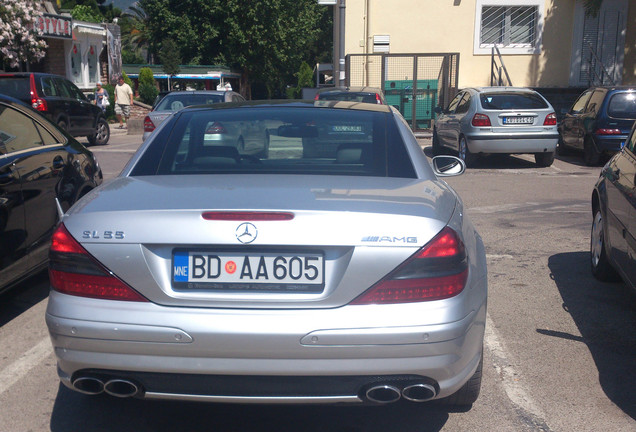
[
  {"x1": 0, "y1": 72, "x2": 60, "y2": 78},
  {"x1": 163, "y1": 90, "x2": 232, "y2": 97},
  {"x1": 316, "y1": 86, "x2": 383, "y2": 94},
  {"x1": 468, "y1": 87, "x2": 540, "y2": 93},
  {"x1": 180, "y1": 99, "x2": 393, "y2": 113}
]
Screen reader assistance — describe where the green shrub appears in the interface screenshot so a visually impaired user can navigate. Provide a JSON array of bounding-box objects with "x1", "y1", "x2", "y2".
[
  {"x1": 139, "y1": 67, "x2": 156, "y2": 87},
  {"x1": 103, "y1": 83, "x2": 116, "y2": 120},
  {"x1": 138, "y1": 82, "x2": 158, "y2": 105},
  {"x1": 121, "y1": 71, "x2": 133, "y2": 87}
]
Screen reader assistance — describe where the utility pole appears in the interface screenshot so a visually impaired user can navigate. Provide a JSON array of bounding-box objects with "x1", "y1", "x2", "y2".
[{"x1": 338, "y1": 0, "x2": 346, "y2": 87}]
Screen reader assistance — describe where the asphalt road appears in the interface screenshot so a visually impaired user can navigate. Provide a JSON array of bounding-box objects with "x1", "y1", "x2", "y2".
[{"x1": 1, "y1": 131, "x2": 635, "y2": 431}]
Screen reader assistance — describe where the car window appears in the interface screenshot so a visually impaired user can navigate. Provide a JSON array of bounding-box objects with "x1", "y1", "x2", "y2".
[
  {"x1": 607, "y1": 92, "x2": 636, "y2": 119},
  {"x1": 0, "y1": 77, "x2": 29, "y2": 99},
  {"x1": 156, "y1": 94, "x2": 225, "y2": 111},
  {"x1": 232, "y1": 95, "x2": 244, "y2": 102},
  {"x1": 570, "y1": 90, "x2": 593, "y2": 114},
  {"x1": 479, "y1": 92, "x2": 548, "y2": 110},
  {"x1": 585, "y1": 90, "x2": 606, "y2": 115},
  {"x1": 455, "y1": 94, "x2": 471, "y2": 114},
  {"x1": 627, "y1": 127, "x2": 636, "y2": 153},
  {"x1": 33, "y1": 121, "x2": 59, "y2": 146},
  {"x1": 131, "y1": 106, "x2": 416, "y2": 179},
  {"x1": 447, "y1": 93, "x2": 463, "y2": 113},
  {"x1": 54, "y1": 78, "x2": 72, "y2": 98},
  {"x1": 0, "y1": 106, "x2": 46, "y2": 154},
  {"x1": 64, "y1": 80, "x2": 87, "y2": 101},
  {"x1": 41, "y1": 76, "x2": 59, "y2": 97}
]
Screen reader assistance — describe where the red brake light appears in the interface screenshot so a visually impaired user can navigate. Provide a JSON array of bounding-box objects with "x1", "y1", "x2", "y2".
[
  {"x1": 314, "y1": 93, "x2": 320, "y2": 101},
  {"x1": 143, "y1": 115, "x2": 155, "y2": 132},
  {"x1": 594, "y1": 128, "x2": 622, "y2": 135},
  {"x1": 49, "y1": 224, "x2": 147, "y2": 302},
  {"x1": 205, "y1": 122, "x2": 226, "y2": 134},
  {"x1": 543, "y1": 113, "x2": 557, "y2": 126},
  {"x1": 471, "y1": 113, "x2": 491, "y2": 127},
  {"x1": 202, "y1": 211, "x2": 294, "y2": 221},
  {"x1": 350, "y1": 227, "x2": 468, "y2": 305},
  {"x1": 375, "y1": 93, "x2": 382, "y2": 104},
  {"x1": 29, "y1": 74, "x2": 47, "y2": 111}
]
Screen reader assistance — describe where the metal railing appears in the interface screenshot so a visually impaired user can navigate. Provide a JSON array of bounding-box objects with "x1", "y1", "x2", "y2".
[
  {"x1": 490, "y1": 46, "x2": 512, "y2": 86},
  {"x1": 586, "y1": 42, "x2": 616, "y2": 86}
]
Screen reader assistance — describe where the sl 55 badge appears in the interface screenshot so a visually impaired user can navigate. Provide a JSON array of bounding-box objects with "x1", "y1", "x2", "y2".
[{"x1": 82, "y1": 230, "x2": 125, "y2": 239}]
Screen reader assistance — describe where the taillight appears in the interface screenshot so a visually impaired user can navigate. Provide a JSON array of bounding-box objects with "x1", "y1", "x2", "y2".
[
  {"x1": 49, "y1": 224, "x2": 148, "y2": 302},
  {"x1": 205, "y1": 122, "x2": 226, "y2": 134},
  {"x1": 143, "y1": 115, "x2": 155, "y2": 132},
  {"x1": 594, "y1": 128, "x2": 622, "y2": 135},
  {"x1": 471, "y1": 113, "x2": 491, "y2": 127},
  {"x1": 314, "y1": 93, "x2": 320, "y2": 101},
  {"x1": 350, "y1": 227, "x2": 468, "y2": 305},
  {"x1": 29, "y1": 74, "x2": 47, "y2": 111},
  {"x1": 543, "y1": 113, "x2": 557, "y2": 126},
  {"x1": 375, "y1": 93, "x2": 382, "y2": 104}
]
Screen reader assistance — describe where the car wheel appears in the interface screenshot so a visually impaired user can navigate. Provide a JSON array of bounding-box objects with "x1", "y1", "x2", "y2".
[
  {"x1": 590, "y1": 207, "x2": 620, "y2": 281},
  {"x1": 584, "y1": 137, "x2": 601, "y2": 166},
  {"x1": 458, "y1": 136, "x2": 476, "y2": 167},
  {"x1": 556, "y1": 136, "x2": 569, "y2": 156},
  {"x1": 57, "y1": 119, "x2": 68, "y2": 133},
  {"x1": 441, "y1": 352, "x2": 483, "y2": 406},
  {"x1": 534, "y1": 151, "x2": 555, "y2": 167},
  {"x1": 87, "y1": 118, "x2": 110, "y2": 146},
  {"x1": 432, "y1": 129, "x2": 443, "y2": 156}
]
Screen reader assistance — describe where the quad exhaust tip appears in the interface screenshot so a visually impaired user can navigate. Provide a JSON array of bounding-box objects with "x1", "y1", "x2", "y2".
[
  {"x1": 365, "y1": 385, "x2": 402, "y2": 404},
  {"x1": 365, "y1": 382, "x2": 438, "y2": 404},
  {"x1": 72, "y1": 376, "x2": 140, "y2": 398},
  {"x1": 401, "y1": 383, "x2": 437, "y2": 402},
  {"x1": 72, "y1": 377, "x2": 105, "y2": 395},
  {"x1": 104, "y1": 379, "x2": 140, "y2": 398}
]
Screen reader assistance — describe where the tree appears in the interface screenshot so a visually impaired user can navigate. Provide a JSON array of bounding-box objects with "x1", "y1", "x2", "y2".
[
  {"x1": 159, "y1": 38, "x2": 181, "y2": 90},
  {"x1": 0, "y1": 0, "x2": 47, "y2": 70},
  {"x1": 70, "y1": 4, "x2": 103, "y2": 23},
  {"x1": 122, "y1": 5, "x2": 156, "y2": 63},
  {"x1": 138, "y1": 67, "x2": 158, "y2": 104}
]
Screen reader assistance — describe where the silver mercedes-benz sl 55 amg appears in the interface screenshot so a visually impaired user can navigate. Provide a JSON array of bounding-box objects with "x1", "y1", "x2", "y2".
[{"x1": 46, "y1": 100, "x2": 487, "y2": 407}]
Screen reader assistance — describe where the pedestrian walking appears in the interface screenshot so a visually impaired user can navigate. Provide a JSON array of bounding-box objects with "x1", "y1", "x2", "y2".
[
  {"x1": 114, "y1": 76, "x2": 133, "y2": 129},
  {"x1": 94, "y1": 82, "x2": 109, "y2": 113}
]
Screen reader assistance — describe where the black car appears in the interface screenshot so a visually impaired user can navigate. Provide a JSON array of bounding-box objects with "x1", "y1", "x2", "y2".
[
  {"x1": 591, "y1": 120, "x2": 636, "y2": 291},
  {"x1": 0, "y1": 94, "x2": 102, "y2": 293},
  {"x1": 0, "y1": 72, "x2": 110, "y2": 146},
  {"x1": 558, "y1": 86, "x2": 636, "y2": 166}
]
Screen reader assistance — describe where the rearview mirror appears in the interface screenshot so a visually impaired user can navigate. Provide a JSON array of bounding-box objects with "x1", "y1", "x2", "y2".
[{"x1": 431, "y1": 155, "x2": 465, "y2": 177}]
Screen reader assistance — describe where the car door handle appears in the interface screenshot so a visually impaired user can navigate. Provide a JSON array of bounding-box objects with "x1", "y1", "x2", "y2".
[{"x1": 53, "y1": 156, "x2": 65, "y2": 170}]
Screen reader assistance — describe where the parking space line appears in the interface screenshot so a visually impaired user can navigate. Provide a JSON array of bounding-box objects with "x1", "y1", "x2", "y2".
[{"x1": 0, "y1": 337, "x2": 51, "y2": 395}]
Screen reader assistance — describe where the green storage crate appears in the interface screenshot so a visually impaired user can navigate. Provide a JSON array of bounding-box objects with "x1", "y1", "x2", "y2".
[{"x1": 385, "y1": 79, "x2": 438, "y2": 129}]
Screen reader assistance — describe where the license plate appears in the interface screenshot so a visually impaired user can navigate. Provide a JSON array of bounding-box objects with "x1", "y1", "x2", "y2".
[
  {"x1": 503, "y1": 116, "x2": 534, "y2": 125},
  {"x1": 172, "y1": 250, "x2": 324, "y2": 292},
  {"x1": 332, "y1": 125, "x2": 363, "y2": 132}
]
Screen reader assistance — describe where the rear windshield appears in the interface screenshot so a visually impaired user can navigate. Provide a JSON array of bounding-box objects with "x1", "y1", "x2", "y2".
[
  {"x1": 479, "y1": 92, "x2": 548, "y2": 110},
  {"x1": 0, "y1": 77, "x2": 29, "y2": 99},
  {"x1": 607, "y1": 92, "x2": 636, "y2": 119},
  {"x1": 155, "y1": 93, "x2": 225, "y2": 111},
  {"x1": 131, "y1": 106, "x2": 415, "y2": 178},
  {"x1": 318, "y1": 92, "x2": 378, "y2": 104}
]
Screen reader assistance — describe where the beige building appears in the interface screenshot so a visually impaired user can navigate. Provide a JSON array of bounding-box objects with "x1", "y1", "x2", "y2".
[{"x1": 344, "y1": 0, "x2": 635, "y2": 89}]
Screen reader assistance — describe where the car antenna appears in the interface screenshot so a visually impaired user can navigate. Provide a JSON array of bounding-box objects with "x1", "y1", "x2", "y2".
[{"x1": 55, "y1": 198, "x2": 65, "y2": 220}]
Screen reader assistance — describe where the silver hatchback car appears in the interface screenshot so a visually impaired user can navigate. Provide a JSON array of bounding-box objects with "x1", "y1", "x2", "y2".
[
  {"x1": 433, "y1": 87, "x2": 558, "y2": 167},
  {"x1": 46, "y1": 101, "x2": 487, "y2": 408}
]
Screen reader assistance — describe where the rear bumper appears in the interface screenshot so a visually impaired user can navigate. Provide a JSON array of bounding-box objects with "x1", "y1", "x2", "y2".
[
  {"x1": 466, "y1": 134, "x2": 558, "y2": 154},
  {"x1": 593, "y1": 134, "x2": 628, "y2": 153},
  {"x1": 46, "y1": 288, "x2": 486, "y2": 403}
]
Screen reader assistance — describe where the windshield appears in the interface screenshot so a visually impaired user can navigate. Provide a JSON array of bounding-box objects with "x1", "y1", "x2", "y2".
[
  {"x1": 0, "y1": 77, "x2": 29, "y2": 100},
  {"x1": 607, "y1": 92, "x2": 636, "y2": 119},
  {"x1": 131, "y1": 106, "x2": 415, "y2": 178},
  {"x1": 155, "y1": 93, "x2": 225, "y2": 111},
  {"x1": 479, "y1": 92, "x2": 548, "y2": 110}
]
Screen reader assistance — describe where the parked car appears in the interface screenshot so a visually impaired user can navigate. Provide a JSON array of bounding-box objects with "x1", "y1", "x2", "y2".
[
  {"x1": 433, "y1": 87, "x2": 558, "y2": 167},
  {"x1": 46, "y1": 100, "x2": 487, "y2": 408},
  {"x1": 590, "y1": 120, "x2": 636, "y2": 290},
  {"x1": 558, "y1": 86, "x2": 636, "y2": 166},
  {"x1": 315, "y1": 86, "x2": 387, "y2": 104},
  {"x1": 0, "y1": 72, "x2": 110, "y2": 145},
  {"x1": 143, "y1": 90, "x2": 245, "y2": 141},
  {"x1": 0, "y1": 94, "x2": 102, "y2": 294}
]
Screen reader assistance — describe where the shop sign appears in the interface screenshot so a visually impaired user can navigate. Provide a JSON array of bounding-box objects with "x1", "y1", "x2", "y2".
[{"x1": 35, "y1": 14, "x2": 73, "y2": 39}]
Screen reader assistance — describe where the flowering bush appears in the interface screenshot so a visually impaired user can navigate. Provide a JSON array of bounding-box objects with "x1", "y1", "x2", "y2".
[{"x1": 0, "y1": 0, "x2": 47, "y2": 69}]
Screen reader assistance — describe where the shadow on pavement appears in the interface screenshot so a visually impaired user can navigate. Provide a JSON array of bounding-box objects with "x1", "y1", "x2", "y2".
[
  {"x1": 0, "y1": 270, "x2": 49, "y2": 327},
  {"x1": 422, "y1": 146, "x2": 549, "y2": 170},
  {"x1": 546, "y1": 251, "x2": 636, "y2": 420},
  {"x1": 50, "y1": 383, "x2": 456, "y2": 432}
]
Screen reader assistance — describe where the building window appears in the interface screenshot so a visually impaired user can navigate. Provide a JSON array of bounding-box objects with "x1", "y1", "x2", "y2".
[{"x1": 474, "y1": 1, "x2": 543, "y2": 55}]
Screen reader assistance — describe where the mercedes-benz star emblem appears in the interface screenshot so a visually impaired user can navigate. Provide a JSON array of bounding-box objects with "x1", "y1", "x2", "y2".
[{"x1": 235, "y1": 222, "x2": 258, "y2": 244}]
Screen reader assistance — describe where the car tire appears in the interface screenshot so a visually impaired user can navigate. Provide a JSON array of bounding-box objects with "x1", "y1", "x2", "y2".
[
  {"x1": 534, "y1": 151, "x2": 555, "y2": 167},
  {"x1": 441, "y1": 352, "x2": 483, "y2": 407},
  {"x1": 87, "y1": 118, "x2": 110, "y2": 146},
  {"x1": 458, "y1": 136, "x2": 476, "y2": 167},
  {"x1": 584, "y1": 137, "x2": 601, "y2": 166},
  {"x1": 432, "y1": 129, "x2": 443, "y2": 156},
  {"x1": 556, "y1": 136, "x2": 569, "y2": 156},
  {"x1": 590, "y1": 207, "x2": 621, "y2": 282},
  {"x1": 57, "y1": 119, "x2": 68, "y2": 133}
]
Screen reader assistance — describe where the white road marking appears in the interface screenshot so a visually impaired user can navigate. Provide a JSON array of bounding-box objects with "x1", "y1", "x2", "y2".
[
  {"x1": 485, "y1": 313, "x2": 551, "y2": 429},
  {"x1": 0, "y1": 338, "x2": 52, "y2": 395}
]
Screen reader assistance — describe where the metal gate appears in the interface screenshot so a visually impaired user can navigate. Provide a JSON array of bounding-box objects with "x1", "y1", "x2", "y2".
[{"x1": 346, "y1": 53, "x2": 459, "y2": 130}]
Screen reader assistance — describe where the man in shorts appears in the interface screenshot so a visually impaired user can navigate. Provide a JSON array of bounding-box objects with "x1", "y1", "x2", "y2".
[{"x1": 114, "y1": 76, "x2": 133, "y2": 129}]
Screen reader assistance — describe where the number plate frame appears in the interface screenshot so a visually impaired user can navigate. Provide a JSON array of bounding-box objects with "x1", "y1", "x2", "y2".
[
  {"x1": 172, "y1": 248, "x2": 325, "y2": 292},
  {"x1": 502, "y1": 116, "x2": 534, "y2": 125}
]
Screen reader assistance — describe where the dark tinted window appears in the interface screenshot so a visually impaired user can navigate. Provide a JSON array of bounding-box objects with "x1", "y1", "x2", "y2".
[
  {"x1": 0, "y1": 77, "x2": 30, "y2": 99},
  {"x1": 607, "y1": 92, "x2": 636, "y2": 119},
  {"x1": 318, "y1": 92, "x2": 378, "y2": 104},
  {"x1": 131, "y1": 106, "x2": 415, "y2": 179},
  {"x1": 156, "y1": 94, "x2": 225, "y2": 111},
  {"x1": 585, "y1": 89, "x2": 606, "y2": 115},
  {"x1": 0, "y1": 106, "x2": 45, "y2": 153},
  {"x1": 479, "y1": 92, "x2": 548, "y2": 110},
  {"x1": 455, "y1": 94, "x2": 471, "y2": 114},
  {"x1": 41, "y1": 76, "x2": 59, "y2": 97}
]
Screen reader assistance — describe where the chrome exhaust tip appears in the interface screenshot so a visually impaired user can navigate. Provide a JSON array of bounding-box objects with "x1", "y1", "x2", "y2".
[
  {"x1": 365, "y1": 385, "x2": 402, "y2": 404},
  {"x1": 72, "y1": 376, "x2": 105, "y2": 395},
  {"x1": 401, "y1": 383, "x2": 437, "y2": 402},
  {"x1": 104, "y1": 379, "x2": 139, "y2": 398}
]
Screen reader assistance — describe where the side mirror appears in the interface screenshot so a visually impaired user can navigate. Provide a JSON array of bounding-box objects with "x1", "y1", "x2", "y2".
[
  {"x1": 434, "y1": 106, "x2": 443, "y2": 115},
  {"x1": 431, "y1": 155, "x2": 465, "y2": 177}
]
